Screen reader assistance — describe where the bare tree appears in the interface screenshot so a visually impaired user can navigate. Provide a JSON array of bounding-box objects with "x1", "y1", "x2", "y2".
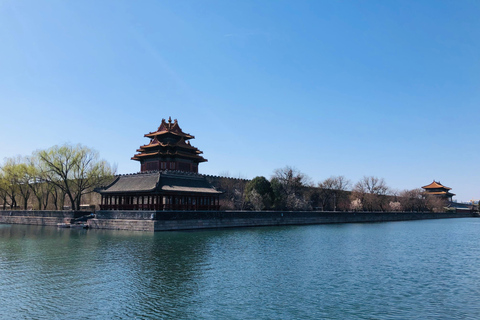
[
  {"x1": 210, "y1": 176, "x2": 248, "y2": 210},
  {"x1": 424, "y1": 195, "x2": 447, "y2": 212},
  {"x1": 389, "y1": 201, "x2": 402, "y2": 211},
  {"x1": 271, "y1": 166, "x2": 312, "y2": 210},
  {"x1": 398, "y1": 189, "x2": 425, "y2": 212},
  {"x1": 317, "y1": 176, "x2": 351, "y2": 211},
  {"x1": 352, "y1": 176, "x2": 390, "y2": 211},
  {"x1": 350, "y1": 198, "x2": 362, "y2": 211}
]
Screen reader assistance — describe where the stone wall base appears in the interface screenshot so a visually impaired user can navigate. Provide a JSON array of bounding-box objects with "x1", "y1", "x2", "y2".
[
  {"x1": 88, "y1": 219, "x2": 155, "y2": 232},
  {"x1": 148, "y1": 212, "x2": 475, "y2": 231},
  {"x1": 0, "y1": 215, "x2": 71, "y2": 226},
  {"x1": 1, "y1": 210, "x2": 476, "y2": 232}
]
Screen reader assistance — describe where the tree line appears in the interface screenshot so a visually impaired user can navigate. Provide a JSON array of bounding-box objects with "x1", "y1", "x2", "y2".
[
  {"x1": 1, "y1": 146, "x2": 446, "y2": 213},
  {"x1": 0, "y1": 144, "x2": 115, "y2": 211},
  {"x1": 219, "y1": 166, "x2": 447, "y2": 212}
]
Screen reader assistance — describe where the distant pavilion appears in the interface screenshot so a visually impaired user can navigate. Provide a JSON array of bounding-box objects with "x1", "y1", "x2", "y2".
[
  {"x1": 422, "y1": 181, "x2": 455, "y2": 202},
  {"x1": 98, "y1": 118, "x2": 222, "y2": 210}
]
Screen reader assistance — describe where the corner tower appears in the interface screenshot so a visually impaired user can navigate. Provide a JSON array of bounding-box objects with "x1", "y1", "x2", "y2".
[
  {"x1": 132, "y1": 117, "x2": 207, "y2": 172},
  {"x1": 422, "y1": 180, "x2": 455, "y2": 202}
]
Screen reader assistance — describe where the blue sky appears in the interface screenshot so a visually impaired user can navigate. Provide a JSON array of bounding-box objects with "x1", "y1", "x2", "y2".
[{"x1": 1, "y1": 0, "x2": 479, "y2": 201}]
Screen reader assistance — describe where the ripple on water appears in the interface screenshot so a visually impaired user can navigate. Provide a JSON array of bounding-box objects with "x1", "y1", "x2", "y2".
[{"x1": 1, "y1": 220, "x2": 480, "y2": 319}]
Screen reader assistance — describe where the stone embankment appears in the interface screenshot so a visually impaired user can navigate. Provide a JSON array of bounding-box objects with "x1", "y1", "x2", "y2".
[
  {"x1": 1, "y1": 210, "x2": 475, "y2": 232},
  {"x1": 0, "y1": 210, "x2": 76, "y2": 226}
]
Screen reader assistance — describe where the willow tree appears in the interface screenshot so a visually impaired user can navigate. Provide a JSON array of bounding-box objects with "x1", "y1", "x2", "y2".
[
  {"x1": 38, "y1": 144, "x2": 115, "y2": 210},
  {"x1": 0, "y1": 157, "x2": 30, "y2": 209},
  {"x1": 27, "y1": 153, "x2": 56, "y2": 210},
  {"x1": 0, "y1": 171, "x2": 10, "y2": 210},
  {"x1": 10, "y1": 157, "x2": 32, "y2": 210}
]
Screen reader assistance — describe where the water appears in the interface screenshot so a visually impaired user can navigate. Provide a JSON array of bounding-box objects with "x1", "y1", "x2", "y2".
[{"x1": 1, "y1": 219, "x2": 480, "y2": 319}]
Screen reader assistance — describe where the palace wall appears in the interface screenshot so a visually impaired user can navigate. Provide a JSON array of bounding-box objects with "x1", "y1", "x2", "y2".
[
  {"x1": 1, "y1": 210, "x2": 475, "y2": 232},
  {"x1": 152, "y1": 211, "x2": 477, "y2": 231}
]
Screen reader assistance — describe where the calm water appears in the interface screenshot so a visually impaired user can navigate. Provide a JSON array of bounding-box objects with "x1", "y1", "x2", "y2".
[{"x1": 1, "y1": 218, "x2": 480, "y2": 319}]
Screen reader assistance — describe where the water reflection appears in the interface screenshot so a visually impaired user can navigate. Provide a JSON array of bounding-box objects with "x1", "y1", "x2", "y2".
[{"x1": 1, "y1": 220, "x2": 480, "y2": 319}]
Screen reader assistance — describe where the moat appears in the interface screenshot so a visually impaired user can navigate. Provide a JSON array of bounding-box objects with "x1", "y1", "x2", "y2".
[{"x1": 1, "y1": 218, "x2": 480, "y2": 319}]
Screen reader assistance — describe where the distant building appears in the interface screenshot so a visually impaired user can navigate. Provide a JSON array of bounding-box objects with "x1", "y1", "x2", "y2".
[
  {"x1": 97, "y1": 118, "x2": 222, "y2": 211},
  {"x1": 447, "y1": 201, "x2": 472, "y2": 213},
  {"x1": 421, "y1": 180, "x2": 455, "y2": 202}
]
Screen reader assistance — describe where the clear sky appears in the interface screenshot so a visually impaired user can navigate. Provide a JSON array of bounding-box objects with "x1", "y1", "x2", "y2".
[{"x1": 1, "y1": 0, "x2": 479, "y2": 202}]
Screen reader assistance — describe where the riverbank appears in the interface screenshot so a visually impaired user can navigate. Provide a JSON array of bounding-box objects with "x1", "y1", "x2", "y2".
[
  {"x1": 0, "y1": 210, "x2": 76, "y2": 227},
  {"x1": 0, "y1": 210, "x2": 476, "y2": 232}
]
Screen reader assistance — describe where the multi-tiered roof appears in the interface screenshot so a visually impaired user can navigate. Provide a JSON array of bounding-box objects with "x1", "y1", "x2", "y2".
[
  {"x1": 132, "y1": 117, "x2": 207, "y2": 173},
  {"x1": 97, "y1": 118, "x2": 221, "y2": 211},
  {"x1": 422, "y1": 180, "x2": 455, "y2": 200}
]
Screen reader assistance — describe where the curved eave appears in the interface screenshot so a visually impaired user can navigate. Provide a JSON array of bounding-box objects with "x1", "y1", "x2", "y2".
[
  {"x1": 145, "y1": 131, "x2": 194, "y2": 140},
  {"x1": 422, "y1": 181, "x2": 452, "y2": 190},
  {"x1": 424, "y1": 191, "x2": 456, "y2": 196},
  {"x1": 139, "y1": 143, "x2": 199, "y2": 151},
  {"x1": 131, "y1": 152, "x2": 158, "y2": 160},
  {"x1": 422, "y1": 186, "x2": 452, "y2": 191},
  {"x1": 161, "y1": 188, "x2": 223, "y2": 195},
  {"x1": 100, "y1": 189, "x2": 158, "y2": 194},
  {"x1": 98, "y1": 173, "x2": 161, "y2": 194},
  {"x1": 132, "y1": 152, "x2": 208, "y2": 162}
]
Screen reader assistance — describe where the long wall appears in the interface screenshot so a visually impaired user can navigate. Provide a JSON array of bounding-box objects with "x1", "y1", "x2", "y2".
[
  {"x1": 1, "y1": 210, "x2": 476, "y2": 232},
  {"x1": 93, "y1": 210, "x2": 476, "y2": 231}
]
